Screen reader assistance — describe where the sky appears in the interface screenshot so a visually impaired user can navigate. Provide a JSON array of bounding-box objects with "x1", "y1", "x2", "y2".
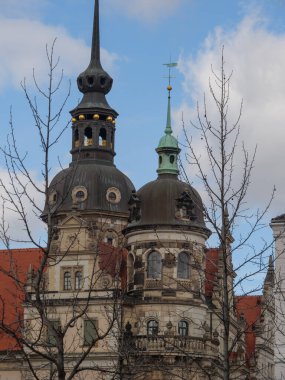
[{"x1": 0, "y1": 0, "x2": 285, "y2": 259}]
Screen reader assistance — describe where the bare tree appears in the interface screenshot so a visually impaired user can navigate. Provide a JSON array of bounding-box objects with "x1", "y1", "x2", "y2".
[
  {"x1": 0, "y1": 41, "x2": 125, "y2": 380},
  {"x1": 179, "y1": 49, "x2": 275, "y2": 379}
]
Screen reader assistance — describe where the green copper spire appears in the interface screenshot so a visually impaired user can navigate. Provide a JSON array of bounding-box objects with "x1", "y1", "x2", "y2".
[
  {"x1": 165, "y1": 87, "x2": 172, "y2": 135},
  {"x1": 156, "y1": 61, "x2": 180, "y2": 176}
]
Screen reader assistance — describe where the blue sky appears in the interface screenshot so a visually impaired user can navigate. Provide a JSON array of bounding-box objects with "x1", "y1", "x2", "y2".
[{"x1": 0, "y1": 0, "x2": 285, "y2": 255}]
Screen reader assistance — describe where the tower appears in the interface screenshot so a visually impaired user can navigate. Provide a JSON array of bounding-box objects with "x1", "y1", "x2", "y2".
[
  {"x1": 121, "y1": 81, "x2": 217, "y2": 380},
  {"x1": 25, "y1": 1, "x2": 135, "y2": 379}
]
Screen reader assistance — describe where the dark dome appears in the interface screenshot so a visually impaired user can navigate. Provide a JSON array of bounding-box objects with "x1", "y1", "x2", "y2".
[
  {"x1": 43, "y1": 162, "x2": 135, "y2": 218},
  {"x1": 125, "y1": 175, "x2": 210, "y2": 235}
]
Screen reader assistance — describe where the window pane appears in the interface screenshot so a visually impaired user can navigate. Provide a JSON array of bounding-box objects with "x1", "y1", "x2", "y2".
[
  {"x1": 177, "y1": 252, "x2": 190, "y2": 279},
  {"x1": 84, "y1": 319, "x2": 98, "y2": 346},
  {"x1": 178, "y1": 320, "x2": 188, "y2": 336},
  {"x1": 48, "y1": 320, "x2": 60, "y2": 346},
  {"x1": 147, "y1": 320, "x2": 159, "y2": 336},
  {"x1": 147, "y1": 251, "x2": 161, "y2": 279},
  {"x1": 75, "y1": 271, "x2": 82, "y2": 290},
  {"x1": 64, "y1": 271, "x2": 72, "y2": 290}
]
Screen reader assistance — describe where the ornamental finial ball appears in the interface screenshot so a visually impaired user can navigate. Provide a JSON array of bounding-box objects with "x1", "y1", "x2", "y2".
[
  {"x1": 167, "y1": 85, "x2": 172, "y2": 91},
  {"x1": 93, "y1": 114, "x2": 100, "y2": 120}
]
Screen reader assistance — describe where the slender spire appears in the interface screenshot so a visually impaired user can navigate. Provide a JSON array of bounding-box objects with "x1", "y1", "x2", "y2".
[
  {"x1": 156, "y1": 61, "x2": 180, "y2": 176},
  {"x1": 165, "y1": 87, "x2": 173, "y2": 135},
  {"x1": 72, "y1": 0, "x2": 117, "y2": 116},
  {"x1": 91, "y1": 0, "x2": 101, "y2": 65}
]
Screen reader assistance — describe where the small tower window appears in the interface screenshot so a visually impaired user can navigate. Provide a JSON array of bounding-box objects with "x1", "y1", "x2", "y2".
[
  {"x1": 87, "y1": 76, "x2": 94, "y2": 86},
  {"x1": 84, "y1": 127, "x2": 93, "y2": 146},
  {"x1": 159, "y1": 156, "x2": 162, "y2": 165},
  {"x1": 147, "y1": 251, "x2": 162, "y2": 279},
  {"x1": 74, "y1": 129, "x2": 79, "y2": 148},
  {"x1": 170, "y1": 155, "x2": 175, "y2": 164},
  {"x1": 64, "y1": 271, "x2": 72, "y2": 290},
  {"x1": 147, "y1": 320, "x2": 159, "y2": 336},
  {"x1": 99, "y1": 128, "x2": 107, "y2": 147},
  {"x1": 75, "y1": 271, "x2": 82, "y2": 290},
  {"x1": 177, "y1": 252, "x2": 190, "y2": 279},
  {"x1": 178, "y1": 320, "x2": 189, "y2": 336}
]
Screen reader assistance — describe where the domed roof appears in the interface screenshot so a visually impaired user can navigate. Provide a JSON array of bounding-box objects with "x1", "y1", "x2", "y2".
[
  {"x1": 157, "y1": 133, "x2": 178, "y2": 149},
  {"x1": 43, "y1": 162, "x2": 135, "y2": 218},
  {"x1": 125, "y1": 174, "x2": 210, "y2": 235}
]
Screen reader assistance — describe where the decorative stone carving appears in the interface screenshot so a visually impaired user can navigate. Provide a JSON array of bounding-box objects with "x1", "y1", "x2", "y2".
[
  {"x1": 100, "y1": 274, "x2": 112, "y2": 289},
  {"x1": 176, "y1": 191, "x2": 197, "y2": 221},
  {"x1": 128, "y1": 190, "x2": 141, "y2": 222},
  {"x1": 163, "y1": 252, "x2": 176, "y2": 268}
]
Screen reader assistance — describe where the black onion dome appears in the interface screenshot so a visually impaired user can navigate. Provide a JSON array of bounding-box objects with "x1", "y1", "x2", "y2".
[
  {"x1": 43, "y1": 162, "x2": 135, "y2": 218},
  {"x1": 125, "y1": 175, "x2": 210, "y2": 235}
]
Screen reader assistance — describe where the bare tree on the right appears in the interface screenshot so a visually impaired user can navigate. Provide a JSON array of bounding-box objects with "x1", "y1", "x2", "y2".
[{"x1": 181, "y1": 49, "x2": 275, "y2": 380}]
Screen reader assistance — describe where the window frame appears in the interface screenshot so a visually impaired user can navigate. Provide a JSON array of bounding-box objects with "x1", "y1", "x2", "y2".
[
  {"x1": 147, "y1": 251, "x2": 162, "y2": 279},
  {"x1": 178, "y1": 320, "x2": 189, "y2": 337},
  {"x1": 177, "y1": 251, "x2": 190, "y2": 279},
  {"x1": 75, "y1": 270, "x2": 83, "y2": 290},
  {"x1": 61, "y1": 266, "x2": 83, "y2": 291},
  {"x1": 47, "y1": 320, "x2": 61, "y2": 347},
  {"x1": 83, "y1": 319, "x2": 98, "y2": 346},
  {"x1": 147, "y1": 320, "x2": 159, "y2": 336},
  {"x1": 63, "y1": 271, "x2": 72, "y2": 290}
]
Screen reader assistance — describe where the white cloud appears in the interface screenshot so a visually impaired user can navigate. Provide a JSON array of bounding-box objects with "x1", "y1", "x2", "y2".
[
  {"x1": 0, "y1": 18, "x2": 119, "y2": 91},
  {"x1": 0, "y1": 0, "x2": 48, "y2": 18},
  {"x1": 0, "y1": 169, "x2": 46, "y2": 247},
  {"x1": 175, "y1": 14, "x2": 285, "y2": 217},
  {"x1": 105, "y1": 0, "x2": 183, "y2": 23}
]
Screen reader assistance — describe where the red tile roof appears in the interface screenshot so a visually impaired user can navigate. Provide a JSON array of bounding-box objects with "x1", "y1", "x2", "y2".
[
  {"x1": 98, "y1": 242, "x2": 128, "y2": 290},
  {"x1": 235, "y1": 295, "x2": 262, "y2": 364},
  {"x1": 0, "y1": 248, "x2": 43, "y2": 351},
  {"x1": 205, "y1": 248, "x2": 219, "y2": 297}
]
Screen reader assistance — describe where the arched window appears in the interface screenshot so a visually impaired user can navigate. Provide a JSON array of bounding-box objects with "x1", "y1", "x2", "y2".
[
  {"x1": 178, "y1": 320, "x2": 189, "y2": 336},
  {"x1": 64, "y1": 271, "x2": 72, "y2": 290},
  {"x1": 177, "y1": 252, "x2": 190, "y2": 279},
  {"x1": 74, "y1": 129, "x2": 79, "y2": 147},
  {"x1": 147, "y1": 251, "x2": 161, "y2": 279},
  {"x1": 147, "y1": 320, "x2": 159, "y2": 336},
  {"x1": 99, "y1": 128, "x2": 107, "y2": 147},
  {"x1": 84, "y1": 127, "x2": 93, "y2": 146},
  {"x1": 75, "y1": 271, "x2": 82, "y2": 290}
]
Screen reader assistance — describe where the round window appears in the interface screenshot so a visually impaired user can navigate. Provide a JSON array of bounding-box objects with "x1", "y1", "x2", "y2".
[
  {"x1": 76, "y1": 190, "x2": 85, "y2": 198},
  {"x1": 106, "y1": 187, "x2": 121, "y2": 204},
  {"x1": 72, "y1": 186, "x2": 88, "y2": 203}
]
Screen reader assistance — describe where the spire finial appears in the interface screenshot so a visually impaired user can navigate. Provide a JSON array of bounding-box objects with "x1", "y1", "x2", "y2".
[
  {"x1": 163, "y1": 61, "x2": 177, "y2": 135},
  {"x1": 91, "y1": 0, "x2": 101, "y2": 65}
]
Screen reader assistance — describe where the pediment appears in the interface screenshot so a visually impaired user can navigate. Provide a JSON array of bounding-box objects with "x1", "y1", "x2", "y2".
[{"x1": 59, "y1": 214, "x2": 87, "y2": 227}]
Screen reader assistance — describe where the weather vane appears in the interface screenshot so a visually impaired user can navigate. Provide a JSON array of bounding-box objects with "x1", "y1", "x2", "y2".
[{"x1": 163, "y1": 59, "x2": 178, "y2": 91}]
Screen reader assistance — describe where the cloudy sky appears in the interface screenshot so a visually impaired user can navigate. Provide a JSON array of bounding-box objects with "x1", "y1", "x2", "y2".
[{"x1": 0, "y1": 0, "x2": 285, "y2": 247}]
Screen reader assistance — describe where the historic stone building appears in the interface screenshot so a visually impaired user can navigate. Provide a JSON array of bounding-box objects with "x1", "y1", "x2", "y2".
[
  {"x1": 0, "y1": 1, "x2": 275, "y2": 379},
  {"x1": 271, "y1": 215, "x2": 285, "y2": 379}
]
